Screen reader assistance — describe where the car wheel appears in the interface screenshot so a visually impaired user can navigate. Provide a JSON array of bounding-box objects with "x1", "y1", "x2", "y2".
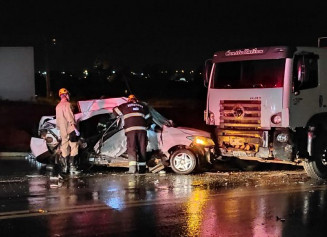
[
  {"x1": 170, "y1": 149, "x2": 197, "y2": 174},
  {"x1": 303, "y1": 134, "x2": 327, "y2": 180}
]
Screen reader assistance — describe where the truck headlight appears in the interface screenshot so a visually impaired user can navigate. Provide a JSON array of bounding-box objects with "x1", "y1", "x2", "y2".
[
  {"x1": 187, "y1": 136, "x2": 215, "y2": 147},
  {"x1": 271, "y1": 113, "x2": 282, "y2": 124}
]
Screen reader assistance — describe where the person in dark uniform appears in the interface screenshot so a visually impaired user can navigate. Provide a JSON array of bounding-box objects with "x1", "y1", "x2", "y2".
[{"x1": 113, "y1": 95, "x2": 151, "y2": 174}]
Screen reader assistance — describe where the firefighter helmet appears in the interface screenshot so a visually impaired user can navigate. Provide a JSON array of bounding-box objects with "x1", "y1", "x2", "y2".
[
  {"x1": 58, "y1": 88, "x2": 69, "y2": 97},
  {"x1": 128, "y1": 94, "x2": 137, "y2": 102}
]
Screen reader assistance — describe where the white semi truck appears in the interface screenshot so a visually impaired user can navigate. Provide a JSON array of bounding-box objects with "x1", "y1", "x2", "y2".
[{"x1": 204, "y1": 44, "x2": 327, "y2": 179}]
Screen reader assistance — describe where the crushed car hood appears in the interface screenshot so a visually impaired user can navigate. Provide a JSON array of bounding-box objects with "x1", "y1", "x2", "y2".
[{"x1": 175, "y1": 127, "x2": 211, "y2": 137}]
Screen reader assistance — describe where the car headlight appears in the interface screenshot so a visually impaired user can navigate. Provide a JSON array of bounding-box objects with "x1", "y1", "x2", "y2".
[{"x1": 187, "y1": 136, "x2": 215, "y2": 147}]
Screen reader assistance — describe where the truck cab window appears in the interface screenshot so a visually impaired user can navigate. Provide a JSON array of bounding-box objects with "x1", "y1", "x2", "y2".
[{"x1": 293, "y1": 54, "x2": 318, "y2": 91}]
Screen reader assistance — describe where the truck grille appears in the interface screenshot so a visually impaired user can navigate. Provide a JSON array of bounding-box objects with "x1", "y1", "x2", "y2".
[{"x1": 219, "y1": 100, "x2": 261, "y2": 129}]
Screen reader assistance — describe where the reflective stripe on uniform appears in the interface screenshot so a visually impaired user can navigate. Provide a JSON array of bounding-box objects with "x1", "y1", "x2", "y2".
[
  {"x1": 144, "y1": 113, "x2": 151, "y2": 119},
  {"x1": 138, "y1": 162, "x2": 146, "y2": 166},
  {"x1": 129, "y1": 161, "x2": 137, "y2": 166},
  {"x1": 125, "y1": 126, "x2": 147, "y2": 133},
  {"x1": 114, "y1": 107, "x2": 123, "y2": 116},
  {"x1": 123, "y1": 112, "x2": 144, "y2": 120}
]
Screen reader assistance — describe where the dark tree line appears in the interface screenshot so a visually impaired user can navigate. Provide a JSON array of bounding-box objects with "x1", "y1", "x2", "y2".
[{"x1": 35, "y1": 66, "x2": 207, "y2": 101}]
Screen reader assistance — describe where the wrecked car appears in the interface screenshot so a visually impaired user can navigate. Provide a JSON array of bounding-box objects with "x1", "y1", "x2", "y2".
[{"x1": 30, "y1": 97, "x2": 216, "y2": 174}]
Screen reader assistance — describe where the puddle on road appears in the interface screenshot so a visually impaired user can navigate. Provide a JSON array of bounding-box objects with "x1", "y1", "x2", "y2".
[{"x1": 1, "y1": 156, "x2": 327, "y2": 236}]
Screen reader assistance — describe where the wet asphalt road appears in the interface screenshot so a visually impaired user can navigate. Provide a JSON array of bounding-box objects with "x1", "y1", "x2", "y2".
[{"x1": 1, "y1": 156, "x2": 327, "y2": 237}]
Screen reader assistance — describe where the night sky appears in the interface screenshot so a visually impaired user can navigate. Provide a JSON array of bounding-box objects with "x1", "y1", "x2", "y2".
[{"x1": 1, "y1": 0, "x2": 327, "y2": 72}]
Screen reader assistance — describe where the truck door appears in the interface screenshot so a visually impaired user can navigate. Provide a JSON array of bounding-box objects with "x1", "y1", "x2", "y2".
[{"x1": 289, "y1": 53, "x2": 319, "y2": 128}]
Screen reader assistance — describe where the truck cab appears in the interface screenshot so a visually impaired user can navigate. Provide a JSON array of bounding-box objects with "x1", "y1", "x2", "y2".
[{"x1": 204, "y1": 46, "x2": 327, "y2": 179}]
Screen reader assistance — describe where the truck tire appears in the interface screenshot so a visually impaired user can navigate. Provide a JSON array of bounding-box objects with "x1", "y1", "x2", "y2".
[
  {"x1": 303, "y1": 134, "x2": 327, "y2": 180},
  {"x1": 170, "y1": 149, "x2": 197, "y2": 174}
]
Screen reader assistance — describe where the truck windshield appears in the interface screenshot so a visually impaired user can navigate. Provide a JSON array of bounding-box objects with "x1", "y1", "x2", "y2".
[{"x1": 211, "y1": 59, "x2": 285, "y2": 89}]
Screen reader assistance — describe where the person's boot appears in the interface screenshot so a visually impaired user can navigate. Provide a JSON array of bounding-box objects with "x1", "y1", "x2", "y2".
[
  {"x1": 59, "y1": 156, "x2": 68, "y2": 174},
  {"x1": 69, "y1": 156, "x2": 80, "y2": 174},
  {"x1": 138, "y1": 162, "x2": 147, "y2": 174},
  {"x1": 49, "y1": 164, "x2": 63, "y2": 188},
  {"x1": 126, "y1": 165, "x2": 137, "y2": 174},
  {"x1": 45, "y1": 154, "x2": 57, "y2": 172}
]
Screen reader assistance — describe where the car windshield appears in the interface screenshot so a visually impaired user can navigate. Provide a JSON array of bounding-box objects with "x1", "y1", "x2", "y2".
[
  {"x1": 211, "y1": 59, "x2": 285, "y2": 89},
  {"x1": 148, "y1": 106, "x2": 173, "y2": 128}
]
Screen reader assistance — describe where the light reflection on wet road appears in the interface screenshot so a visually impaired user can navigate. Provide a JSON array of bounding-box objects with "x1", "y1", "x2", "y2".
[{"x1": 0, "y1": 156, "x2": 327, "y2": 237}]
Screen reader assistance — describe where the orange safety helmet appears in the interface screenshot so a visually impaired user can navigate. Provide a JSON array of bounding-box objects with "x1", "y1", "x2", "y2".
[
  {"x1": 58, "y1": 88, "x2": 69, "y2": 97},
  {"x1": 128, "y1": 94, "x2": 137, "y2": 102}
]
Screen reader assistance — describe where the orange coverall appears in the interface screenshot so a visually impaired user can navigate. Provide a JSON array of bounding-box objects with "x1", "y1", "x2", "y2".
[{"x1": 55, "y1": 97, "x2": 78, "y2": 158}]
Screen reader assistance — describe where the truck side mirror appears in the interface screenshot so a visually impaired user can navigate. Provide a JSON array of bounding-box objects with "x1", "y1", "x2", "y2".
[{"x1": 204, "y1": 59, "x2": 212, "y2": 88}]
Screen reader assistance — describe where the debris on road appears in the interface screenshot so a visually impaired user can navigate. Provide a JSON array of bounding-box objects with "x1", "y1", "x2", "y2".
[{"x1": 149, "y1": 162, "x2": 165, "y2": 173}]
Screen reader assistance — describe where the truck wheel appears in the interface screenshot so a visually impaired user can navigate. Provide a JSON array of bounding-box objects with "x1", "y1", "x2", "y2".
[
  {"x1": 303, "y1": 135, "x2": 327, "y2": 180},
  {"x1": 170, "y1": 149, "x2": 197, "y2": 174}
]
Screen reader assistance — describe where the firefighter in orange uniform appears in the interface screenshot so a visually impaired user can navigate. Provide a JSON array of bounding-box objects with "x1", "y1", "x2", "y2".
[
  {"x1": 113, "y1": 95, "x2": 151, "y2": 174},
  {"x1": 56, "y1": 88, "x2": 80, "y2": 174}
]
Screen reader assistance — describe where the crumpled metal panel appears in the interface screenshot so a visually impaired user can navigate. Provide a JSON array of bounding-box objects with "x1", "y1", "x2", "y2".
[
  {"x1": 97, "y1": 128, "x2": 161, "y2": 158},
  {"x1": 97, "y1": 130, "x2": 127, "y2": 158}
]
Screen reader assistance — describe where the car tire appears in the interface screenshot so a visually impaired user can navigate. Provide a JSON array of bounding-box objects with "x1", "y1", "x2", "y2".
[
  {"x1": 170, "y1": 149, "x2": 197, "y2": 174},
  {"x1": 303, "y1": 133, "x2": 327, "y2": 180}
]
